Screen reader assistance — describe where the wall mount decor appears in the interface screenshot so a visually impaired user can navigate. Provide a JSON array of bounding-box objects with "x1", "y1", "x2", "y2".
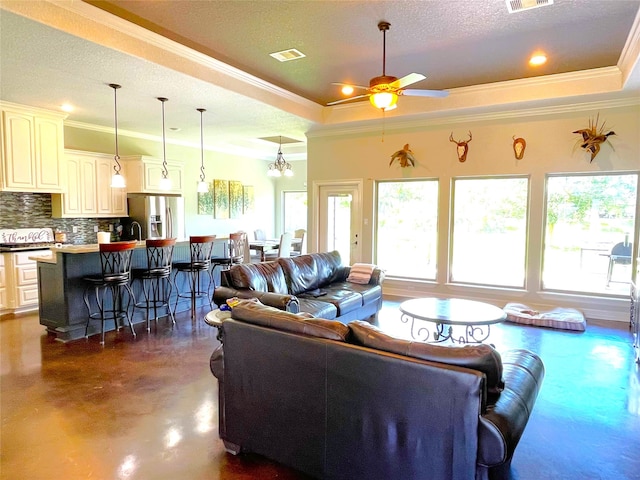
[
  {"x1": 573, "y1": 114, "x2": 616, "y2": 163},
  {"x1": 449, "y1": 131, "x2": 472, "y2": 162},
  {"x1": 213, "y1": 179, "x2": 229, "y2": 219},
  {"x1": 512, "y1": 136, "x2": 526, "y2": 160},
  {"x1": 389, "y1": 144, "x2": 415, "y2": 167}
]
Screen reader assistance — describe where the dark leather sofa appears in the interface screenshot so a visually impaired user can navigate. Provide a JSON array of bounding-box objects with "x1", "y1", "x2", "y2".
[
  {"x1": 213, "y1": 251, "x2": 385, "y2": 323},
  {"x1": 210, "y1": 300, "x2": 545, "y2": 480}
]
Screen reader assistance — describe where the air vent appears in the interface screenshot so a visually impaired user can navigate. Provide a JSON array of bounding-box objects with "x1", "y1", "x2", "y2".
[
  {"x1": 258, "y1": 136, "x2": 301, "y2": 145},
  {"x1": 269, "y1": 48, "x2": 306, "y2": 62},
  {"x1": 506, "y1": 0, "x2": 553, "y2": 13}
]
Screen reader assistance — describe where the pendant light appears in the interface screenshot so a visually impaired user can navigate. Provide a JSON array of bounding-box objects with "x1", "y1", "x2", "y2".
[
  {"x1": 109, "y1": 84, "x2": 125, "y2": 188},
  {"x1": 267, "y1": 136, "x2": 293, "y2": 177},
  {"x1": 157, "y1": 97, "x2": 171, "y2": 191},
  {"x1": 196, "y1": 108, "x2": 208, "y2": 193}
]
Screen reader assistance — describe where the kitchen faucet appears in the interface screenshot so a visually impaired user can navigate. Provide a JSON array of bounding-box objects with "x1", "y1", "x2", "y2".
[{"x1": 130, "y1": 221, "x2": 142, "y2": 241}]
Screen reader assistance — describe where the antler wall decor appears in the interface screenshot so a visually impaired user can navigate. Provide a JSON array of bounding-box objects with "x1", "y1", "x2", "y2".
[
  {"x1": 389, "y1": 144, "x2": 416, "y2": 168},
  {"x1": 449, "y1": 131, "x2": 472, "y2": 162},
  {"x1": 512, "y1": 136, "x2": 526, "y2": 160},
  {"x1": 573, "y1": 114, "x2": 615, "y2": 162}
]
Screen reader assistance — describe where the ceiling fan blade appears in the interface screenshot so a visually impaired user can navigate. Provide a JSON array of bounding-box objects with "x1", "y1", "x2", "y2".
[
  {"x1": 327, "y1": 94, "x2": 370, "y2": 106},
  {"x1": 331, "y1": 82, "x2": 370, "y2": 91},
  {"x1": 390, "y1": 73, "x2": 426, "y2": 89},
  {"x1": 401, "y1": 88, "x2": 449, "y2": 98}
]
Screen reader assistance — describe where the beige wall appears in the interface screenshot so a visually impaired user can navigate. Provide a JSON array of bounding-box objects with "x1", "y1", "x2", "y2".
[
  {"x1": 307, "y1": 103, "x2": 640, "y2": 322},
  {"x1": 64, "y1": 125, "x2": 275, "y2": 238}
]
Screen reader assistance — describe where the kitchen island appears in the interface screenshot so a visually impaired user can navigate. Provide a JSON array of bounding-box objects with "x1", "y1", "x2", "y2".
[{"x1": 33, "y1": 240, "x2": 226, "y2": 342}]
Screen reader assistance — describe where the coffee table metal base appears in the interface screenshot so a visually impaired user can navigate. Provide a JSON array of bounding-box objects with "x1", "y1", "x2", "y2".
[
  {"x1": 400, "y1": 313, "x2": 493, "y2": 343},
  {"x1": 399, "y1": 298, "x2": 506, "y2": 344}
]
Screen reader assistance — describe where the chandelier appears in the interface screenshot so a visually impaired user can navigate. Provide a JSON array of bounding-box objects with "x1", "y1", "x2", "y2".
[{"x1": 267, "y1": 136, "x2": 293, "y2": 177}]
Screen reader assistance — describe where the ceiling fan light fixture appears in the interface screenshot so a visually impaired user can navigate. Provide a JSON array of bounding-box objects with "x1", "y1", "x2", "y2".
[{"x1": 370, "y1": 92, "x2": 398, "y2": 110}]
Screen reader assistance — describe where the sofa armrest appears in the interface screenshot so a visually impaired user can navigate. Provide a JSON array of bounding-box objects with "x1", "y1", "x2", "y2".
[
  {"x1": 213, "y1": 286, "x2": 299, "y2": 312},
  {"x1": 477, "y1": 349, "x2": 545, "y2": 467}
]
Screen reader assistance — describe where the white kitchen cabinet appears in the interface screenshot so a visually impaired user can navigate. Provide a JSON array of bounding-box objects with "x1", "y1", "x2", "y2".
[
  {"x1": 52, "y1": 150, "x2": 127, "y2": 218},
  {"x1": 120, "y1": 155, "x2": 184, "y2": 195},
  {"x1": 0, "y1": 102, "x2": 66, "y2": 193},
  {"x1": 1, "y1": 251, "x2": 42, "y2": 314}
]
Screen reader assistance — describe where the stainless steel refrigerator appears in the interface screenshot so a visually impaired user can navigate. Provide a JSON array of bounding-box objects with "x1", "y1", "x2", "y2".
[{"x1": 127, "y1": 195, "x2": 186, "y2": 241}]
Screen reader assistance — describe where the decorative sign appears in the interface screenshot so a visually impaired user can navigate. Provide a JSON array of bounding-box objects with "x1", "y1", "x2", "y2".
[{"x1": 0, "y1": 228, "x2": 54, "y2": 244}]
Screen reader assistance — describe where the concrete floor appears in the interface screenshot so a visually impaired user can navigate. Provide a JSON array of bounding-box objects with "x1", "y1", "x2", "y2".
[{"x1": 1, "y1": 301, "x2": 639, "y2": 479}]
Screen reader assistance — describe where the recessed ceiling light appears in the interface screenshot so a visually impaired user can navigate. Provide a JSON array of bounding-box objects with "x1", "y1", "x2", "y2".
[
  {"x1": 169, "y1": 127, "x2": 181, "y2": 131},
  {"x1": 60, "y1": 103, "x2": 74, "y2": 112},
  {"x1": 529, "y1": 53, "x2": 547, "y2": 66},
  {"x1": 269, "y1": 48, "x2": 306, "y2": 62},
  {"x1": 341, "y1": 85, "x2": 354, "y2": 95}
]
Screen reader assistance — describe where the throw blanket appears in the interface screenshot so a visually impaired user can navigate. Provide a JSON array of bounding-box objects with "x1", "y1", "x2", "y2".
[{"x1": 347, "y1": 263, "x2": 375, "y2": 284}]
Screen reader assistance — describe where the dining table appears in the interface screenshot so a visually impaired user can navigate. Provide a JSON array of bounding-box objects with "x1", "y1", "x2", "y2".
[{"x1": 249, "y1": 238, "x2": 302, "y2": 261}]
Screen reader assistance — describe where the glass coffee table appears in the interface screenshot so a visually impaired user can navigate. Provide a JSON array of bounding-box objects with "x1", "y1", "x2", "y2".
[{"x1": 399, "y1": 297, "x2": 506, "y2": 344}]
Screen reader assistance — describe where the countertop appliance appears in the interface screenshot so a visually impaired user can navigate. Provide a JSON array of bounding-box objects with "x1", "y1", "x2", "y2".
[
  {"x1": 126, "y1": 195, "x2": 185, "y2": 241},
  {"x1": 0, "y1": 228, "x2": 55, "y2": 252}
]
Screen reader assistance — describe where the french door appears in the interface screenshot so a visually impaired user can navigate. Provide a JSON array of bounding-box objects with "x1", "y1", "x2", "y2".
[{"x1": 315, "y1": 181, "x2": 362, "y2": 265}]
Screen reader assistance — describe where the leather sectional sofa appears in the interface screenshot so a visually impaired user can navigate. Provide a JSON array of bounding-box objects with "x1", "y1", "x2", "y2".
[
  {"x1": 213, "y1": 251, "x2": 385, "y2": 323},
  {"x1": 210, "y1": 300, "x2": 545, "y2": 480}
]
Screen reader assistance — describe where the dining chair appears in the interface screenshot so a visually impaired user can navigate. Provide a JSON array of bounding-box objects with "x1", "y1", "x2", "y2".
[
  {"x1": 290, "y1": 229, "x2": 306, "y2": 256},
  {"x1": 254, "y1": 229, "x2": 266, "y2": 241},
  {"x1": 212, "y1": 232, "x2": 248, "y2": 271},
  {"x1": 264, "y1": 232, "x2": 293, "y2": 260}
]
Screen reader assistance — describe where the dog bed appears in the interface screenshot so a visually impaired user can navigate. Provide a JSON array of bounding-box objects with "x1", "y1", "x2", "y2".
[{"x1": 503, "y1": 303, "x2": 586, "y2": 331}]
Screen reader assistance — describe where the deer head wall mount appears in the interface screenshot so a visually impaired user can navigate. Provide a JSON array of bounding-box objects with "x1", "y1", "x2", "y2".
[{"x1": 449, "y1": 131, "x2": 472, "y2": 162}]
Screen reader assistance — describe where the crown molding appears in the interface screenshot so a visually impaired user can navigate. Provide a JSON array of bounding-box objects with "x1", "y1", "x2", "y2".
[
  {"x1": 618, "y1": 7, "x2": 640, "y2": 86},
  {"x1": 308, "y1": 96, "x2": 640, "y2": 139},
  {"x1": 64, "y1": 120, "x2": 307, "y2": 161}
]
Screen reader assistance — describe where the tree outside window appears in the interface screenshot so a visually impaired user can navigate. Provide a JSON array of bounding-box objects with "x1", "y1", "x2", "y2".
[
  {"x1": 451, "y1": 177, "x2": 529, "y2": 287},
  {"x1": 376, "y1": 180, "x2": 438, "y2": 280},
  {"x1": 543, "y1": 174, "x2": 637, "y2": 294}
]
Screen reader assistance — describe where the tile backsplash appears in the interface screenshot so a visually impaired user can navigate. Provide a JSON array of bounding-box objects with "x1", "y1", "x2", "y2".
[{"x1": 0, "y1": 192, "x2": 121, "y2": 244}]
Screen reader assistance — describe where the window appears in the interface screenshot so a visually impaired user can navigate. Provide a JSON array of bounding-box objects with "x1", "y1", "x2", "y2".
[
  {"x1": 542, "y1": 173, "x2": 637, "y2": 295},
  {"x1": 376, "y1": 180, "x2": 439, "y2": 279},
  {"x1": 283, "y1": 191, "x2": 307, "y2": 233},
  {"x1": 451, "y1": 177, "x2": 529, "y2": 287}
]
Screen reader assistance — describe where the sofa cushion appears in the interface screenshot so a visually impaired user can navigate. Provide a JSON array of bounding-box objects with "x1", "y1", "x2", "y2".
[
  {"x1": 349, "y1": 321, "x2": 504, "y2": 404},
  {"x1": 297, "y1": 298, "x2": 338, "y2": 320},
  {"x1": 303, "y1": 285, "x2": 363, "y2": 316},
  {"x1": 228, "y1": 262, "x2": 288, "y2": 294},
  {"x1": 278, "y1": 255, "x2": 320, "y2": 295},
  {"x1": 231, "y1": 299, "x2": 348, "y2": 341},
  {"x1": 312, "y1": 251, "x2": 346, "y2": 285},
  {"x1": 330, "y1": 281, "x2": 382, "y2": 305}
]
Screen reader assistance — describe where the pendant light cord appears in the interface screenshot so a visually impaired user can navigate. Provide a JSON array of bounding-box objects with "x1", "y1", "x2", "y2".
[
  {"x1": 158, "y1": 97, "x2": 168, "y2": 179},
  {"x1": 109, "y1": 84, "x2": 122, "y2": 175},
  {"x1": 198, "y1": 108, "x2": 206, "y2": 183}
]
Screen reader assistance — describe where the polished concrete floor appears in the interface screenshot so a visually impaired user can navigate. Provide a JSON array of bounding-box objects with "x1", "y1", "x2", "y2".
[{"x1": 1, "y1": 301, "x2": 639, "y2": 480}]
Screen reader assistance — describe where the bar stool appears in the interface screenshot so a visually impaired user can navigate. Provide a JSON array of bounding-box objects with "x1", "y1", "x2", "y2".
[
  {"x1": 83, "y1": 241, "x2": 138, "y2": 345},
  {"x1": 211, "y1": 232, "x2": 248, "y2": 272},
  {"x1": 132, "y1": 238, "x2": 176, "y2": 331},
  {"x1": 172, "y1": 235, "x2": 216, "y2": 319}
]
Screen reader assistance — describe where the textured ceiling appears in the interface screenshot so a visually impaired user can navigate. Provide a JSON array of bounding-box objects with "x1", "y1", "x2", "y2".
[
  {"x1": 85, "y1": 0, "x2": 638, "y2": 105},
  {"x1": 0, "y1": 0, "x2": 639, "y2": 159}
]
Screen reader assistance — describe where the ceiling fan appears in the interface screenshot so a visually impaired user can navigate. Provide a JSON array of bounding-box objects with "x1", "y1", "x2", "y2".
[{"x1": 327, "y1": 21, "x2": 448, "y2": 110}]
